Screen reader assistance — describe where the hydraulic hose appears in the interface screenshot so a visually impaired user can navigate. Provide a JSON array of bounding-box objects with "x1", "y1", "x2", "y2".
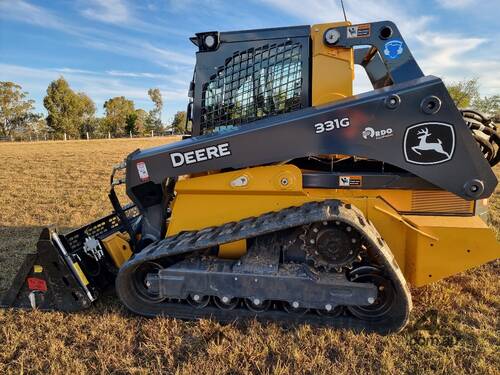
[{"x1": 461, "y1": 109, "x2": 500, "y2": 166}]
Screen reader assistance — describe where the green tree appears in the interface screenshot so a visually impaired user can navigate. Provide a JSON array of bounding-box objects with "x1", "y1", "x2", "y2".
[
  {"x1": 0, "y1": 81, "x2": 35, "y2": 137},
  {"x1": 125, "y1": 112, "x2": 137, "y2": 136},
  {"x1": 43, "y1": 77, "x2": 95, "y2": 138},
  {"x1": 77, "y1": 92, "x2": 96, "y2": 137},
  {"x1": 103, "y1": 96, "x2": 135, "y2": 136},
  {"x1": 134, "y1": 109, "x2": 148, "y2": 135},
  {"x1": 446, "y1": 78, "x2": 480, "y2": 108},
  {"x1": 473, "y1": 95, "x2": 500, "y2": 118},
  {"x1": 446, "y1": 78, "x2": 499, "y2": 119},
  {"x1": 125, "y1": 109, "x2": 149, "y2": 136},
  {"x1": 31, "y1": 115, "x2": 50, "y2": 139},
  {"x1": 12, "y1": 113, "x2": 49, "y2": 140},
  {"x1": 171, "y1": 110, "x2": 187, "y2": 134},
  {"x1": 147, "y1": 88, "x2": 163, "y2": 133}
]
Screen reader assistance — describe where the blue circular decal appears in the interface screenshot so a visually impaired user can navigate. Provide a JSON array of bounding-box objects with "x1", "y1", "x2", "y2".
[{"x1": 383, "y1": 39, "x2": 404, "y2": 59}]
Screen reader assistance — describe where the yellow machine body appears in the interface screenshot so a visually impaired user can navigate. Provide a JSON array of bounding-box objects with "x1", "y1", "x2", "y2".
[
  {"x1": 101, "y1": 232, "x2": 133, "y2": 268},
  {"x1": 310, "y1": 22, "x2": 354, "y2": 106},
  {"x1": 135, "y1": 23, "x2": 498, "y2": 290},
  {"x1": 166, "y1": 165, "x2": 499, "y2": 287}
]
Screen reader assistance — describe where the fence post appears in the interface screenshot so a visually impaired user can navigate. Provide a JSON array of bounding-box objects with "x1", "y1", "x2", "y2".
[
  {"x1": 151, "y1": 130, "x2": 154, "y2": 137},
  {"x1": 130, "y1": 131, "x2": 132, "y2": 138},
  {"x1": 64, "y1": 133, "x2": 67, "y2": 141},
  {"x1": 86, "y1": 132, "x2": 90, "y2": 140},
  {"x1": 108, "y1": 132, "x2": 111, "y2": 139}
]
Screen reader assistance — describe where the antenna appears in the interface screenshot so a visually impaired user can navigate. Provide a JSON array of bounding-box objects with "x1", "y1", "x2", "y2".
[{"x1": 340, "y1": 0, "x2": 348, "y2": 22}]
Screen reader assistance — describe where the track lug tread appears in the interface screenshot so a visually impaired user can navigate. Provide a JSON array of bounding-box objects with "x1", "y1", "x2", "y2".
[{"x1": 116, "y1": 199, "x2": 412, "y2": 334}]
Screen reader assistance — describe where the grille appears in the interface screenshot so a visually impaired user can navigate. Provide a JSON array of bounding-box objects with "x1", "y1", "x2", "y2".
[
  {"x1": 63, "y1": 205, "x2": 138, "y2": 255},
  {"x1": 411, "y1": 191, "x2": 473, "y2": 214},
  {"x1": 201, "y1": 41, "x2": 304, "y2": 134}
]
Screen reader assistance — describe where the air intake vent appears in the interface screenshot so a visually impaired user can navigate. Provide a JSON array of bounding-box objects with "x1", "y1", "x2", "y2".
[
  {"x1": 200, "y1": 40, "x2": 304, "y2": 134},
  {"x1": 410, "y1": 190, "x2": 473, "y2": 214}
]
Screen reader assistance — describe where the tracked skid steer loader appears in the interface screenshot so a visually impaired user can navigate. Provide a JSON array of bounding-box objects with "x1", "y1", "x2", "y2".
[{"x1": 3, "y1": 20, "x2": 499, "y2": 333}]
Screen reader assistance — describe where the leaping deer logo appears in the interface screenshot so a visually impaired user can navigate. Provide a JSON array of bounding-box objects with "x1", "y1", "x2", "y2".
[{"x1": 411, "y1": 127, "x2": 450, "y2": 158}]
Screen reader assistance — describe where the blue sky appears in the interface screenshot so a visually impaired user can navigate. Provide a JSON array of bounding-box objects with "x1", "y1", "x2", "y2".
[{"x1": 1, "y1": 0, "x2": 499, "y2": 123}]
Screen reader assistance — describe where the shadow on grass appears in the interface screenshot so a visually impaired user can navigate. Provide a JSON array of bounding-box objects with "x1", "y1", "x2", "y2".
[{"x1": 0, "y1": 225, "x2": 79, "y2": 298}]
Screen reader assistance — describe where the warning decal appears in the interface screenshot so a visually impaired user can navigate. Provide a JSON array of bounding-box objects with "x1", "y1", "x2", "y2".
[
  {"x1": 136, "y1": 161, "x2": 150, "y2": 182},
  {"x1": 27, "y1": 277, "x2": 47, "y2": 292},
  {"x1": 339, "y1": 175, "x2": 363, "y2": 187},
  {"x1": 347, "y1": 24, "x2": 371, "y2": 38}
]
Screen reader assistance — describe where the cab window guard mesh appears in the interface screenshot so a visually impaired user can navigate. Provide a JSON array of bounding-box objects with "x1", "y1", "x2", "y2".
[{"x1": 200, "y1": 41, "x2": 303, "y2": 134}]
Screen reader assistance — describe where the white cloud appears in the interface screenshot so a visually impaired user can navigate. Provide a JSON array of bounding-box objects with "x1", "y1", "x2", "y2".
[
  {"x1": 77, "y1": 0, "x2": 188, "y2": 36},
  {"x1": 106, "y1": 70, "x2": 161, "y2": 78},
  {"x1": 0, "y1": 0, "x2": 192, "y2": 68},
  {"x1": 410, "y1": 32, "x2": 499, "y2": 96},
  {"x1": 259, "y1": 0, "x2": 499, "y2": 97},
  {"x1": 81, "y1": 38, "x2": 195, "y2": 68},
  {"x1": 436, "y1": 0, "x2": 474, "y2": 9},
  {"x1": 0, "y1": 64, "x2": 189, "y2": 118},
  {"x1": 0, "y1": 0, "x2": 82, "y2": 35},
  {"x1": 105, "y1": 70, "x2": 189, "y2": 86},
  {"x1": 259, "y1": 0, "x2": 433, "y2": 36},
  {"x1": 415, "y1": 33, "x2": 486, "y2": 70},
  {"x1": 80, "y1": 0, "x2": 130, "y2": 24},
  {"x1": 142, "y1": 43, "x2": 195, "y2": 66}
]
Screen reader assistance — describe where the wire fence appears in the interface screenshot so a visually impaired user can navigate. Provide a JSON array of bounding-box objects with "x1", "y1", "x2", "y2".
[{"x1": 0, "y1": 130, "x2": 180, "y2": 143}]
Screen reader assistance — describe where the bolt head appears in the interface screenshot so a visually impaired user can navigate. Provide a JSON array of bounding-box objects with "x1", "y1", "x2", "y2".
[
  {"x1": 253, "y1": 298, "x2": 261, "y2": 305},
  {"x1": 145, "y1": 281, "x2": 151, "y2": 288},
  {"x1": 324, "y1": 28, "x2": 340, "y2": 45},
  {"x1": 346, "y1": 226, "x2": 352, "y2": 232},
  {"x1": 204, "y1": 35, "x2": 216, "y2": 48},
  {"x1": 222, "y1": 296, "x2": 229, "y2": 303},
  {"x1": 193, "y1": 294, "x2": 200, "y2": 301},
  {"x1": 368, "y1": 297, "x2": 375, "y2": 304},
  {"x1": 292, "y1": 301, "x2": 299, "y2": 308},
  {"x1": 280, "y1": 178, "x2": 289, "y2": 186},
  {"x1": 313, "y1": 227, "x2": 319, "y2": 233},
  {"x1": 309, "y1": 239, "x2": 315, "y2": 244},
  {"x1": 325, "y1": 304, "x2": 332, "y2": 311}
]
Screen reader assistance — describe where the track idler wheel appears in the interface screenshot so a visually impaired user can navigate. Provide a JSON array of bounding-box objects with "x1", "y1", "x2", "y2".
[
  {"x1": 346, "y1": 266, "x2": 395, "y2": 321},
  {"x1": 316, "y1": 305, "x2": 343, "y2": 317},
  {"x1": 244, "y1": 298, "x2": 271, "y2": 312},
  {"x1": 214, "y1": 296, "x2": 239, "y2": 310},
  {"x1": 187, "y1": 294, "x2": 210, "y2": 309},
  {"x1": 132, "y1": 261, "x2": 165, "y2": 304},
  {"x1": 282, "y1": 301, "x2": 308, "y2": 315}
]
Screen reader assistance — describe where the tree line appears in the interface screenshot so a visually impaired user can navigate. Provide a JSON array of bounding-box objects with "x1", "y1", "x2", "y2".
[
  {"x1": 0, "y1": 77, "x2": 188, "y2": 140},
  {"x1": 0, "y1": 77, "x2": 498, "y2": 141}
]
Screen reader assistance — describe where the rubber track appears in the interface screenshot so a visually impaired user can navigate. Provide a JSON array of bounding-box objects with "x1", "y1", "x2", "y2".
[{"x1": 116, "y1": 200, "x2": 412, "y2": 334}]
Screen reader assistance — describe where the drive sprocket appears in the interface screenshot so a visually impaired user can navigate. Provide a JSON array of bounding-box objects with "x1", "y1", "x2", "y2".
[{"x1": 302, "y1": 221, "x2": 362, "y2": 271}]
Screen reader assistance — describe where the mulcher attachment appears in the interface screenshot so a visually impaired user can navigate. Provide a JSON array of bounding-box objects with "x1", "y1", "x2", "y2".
[
  {"x1": 1, "y1": 228, "x2": 94, "y2": 311},
  {"x1": 1, "y1": 206, "x2": 137, "y2": 311}
]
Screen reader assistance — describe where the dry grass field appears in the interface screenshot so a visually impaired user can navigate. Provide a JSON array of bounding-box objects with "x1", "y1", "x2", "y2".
[{"x1": 0, "y1": 138, "x2": 498, "y2": 374}]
